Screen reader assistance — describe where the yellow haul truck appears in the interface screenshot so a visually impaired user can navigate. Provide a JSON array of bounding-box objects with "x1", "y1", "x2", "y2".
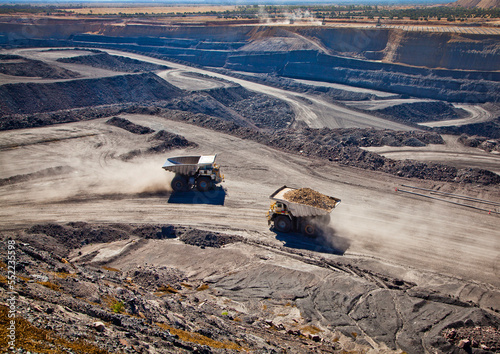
[
  {"x1": 162, "y1": 155, "x2": 224, "y2": 192},
  {"x1": 267, "y1": 185, "x2": 341, "y2": 237}
]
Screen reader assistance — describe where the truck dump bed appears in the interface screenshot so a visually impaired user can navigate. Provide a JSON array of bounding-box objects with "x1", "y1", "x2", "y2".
[
  {"x1": 162, "y1": 155, "x2": 217, "y2": 175},
  {"x1": 270, "y1": 186, "x2": 341, "y2": 217}
]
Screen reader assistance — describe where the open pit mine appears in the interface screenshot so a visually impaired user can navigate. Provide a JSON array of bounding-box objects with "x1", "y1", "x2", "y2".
[{"x1": 0, "y1": 14, "x2": 499, "y2": 354}]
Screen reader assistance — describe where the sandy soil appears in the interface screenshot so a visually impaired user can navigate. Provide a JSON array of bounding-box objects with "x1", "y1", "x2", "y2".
[
  {"x1": 364, "y1": 135, "x2": 500, "y2": 174},
  {"x1": 1, "y1": 115, "x2": 498, "y2": 292}
]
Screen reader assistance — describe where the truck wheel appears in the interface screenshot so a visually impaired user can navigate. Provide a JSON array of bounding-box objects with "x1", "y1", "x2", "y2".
[
  {"x1": 196, "y1": 176, "x2": 213, "y2": 192},
  {"x1": 274, "y1": 216, "x2": 291, "y2": 233},
  {"x1": 301, "y1": 221, "x2": 317, "y2": 237},
  {"x1": 171, "y1": 175, "x2": 188, "y2": 192}
]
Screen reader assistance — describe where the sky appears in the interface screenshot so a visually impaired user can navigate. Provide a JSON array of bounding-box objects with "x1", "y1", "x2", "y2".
[{"x1": 0, "y1": 0, "x2": 449, "y2": 4}]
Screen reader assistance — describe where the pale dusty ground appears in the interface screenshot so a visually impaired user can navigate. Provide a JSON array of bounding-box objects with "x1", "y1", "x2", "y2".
[
  {"x1": 0, "y1": 116, "x2": 499, "y2": 292},
  {"x1": 0, "y1": 48, "x2": 499, "y2": 315}
]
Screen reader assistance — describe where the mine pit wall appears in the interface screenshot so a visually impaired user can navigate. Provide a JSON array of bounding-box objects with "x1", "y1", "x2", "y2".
[{"x1": 1, "y1": 21, "x2": 499, "y2": 101}]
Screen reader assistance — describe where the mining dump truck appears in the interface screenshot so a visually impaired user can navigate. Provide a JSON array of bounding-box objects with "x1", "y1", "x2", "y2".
[
  {"x1": 267, "y1": 185, "x2": 341, "y2": 237},
  {"x1": 162, "y1": 155, "x2": 224, "y2": 192}
]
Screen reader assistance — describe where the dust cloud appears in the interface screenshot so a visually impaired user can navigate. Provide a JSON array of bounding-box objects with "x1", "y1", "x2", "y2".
[{"x1": 25, "y1": 156, "x2": 173, "y2": 202}]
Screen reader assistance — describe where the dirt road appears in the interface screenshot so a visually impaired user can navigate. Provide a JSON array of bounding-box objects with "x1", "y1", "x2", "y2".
[{"x1": 1, "y1": 115, "x2": 499, "y2": 296}]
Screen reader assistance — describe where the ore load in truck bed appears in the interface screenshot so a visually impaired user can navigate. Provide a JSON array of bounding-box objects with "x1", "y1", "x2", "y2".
[{"x1": 283, "y1": 187, "x2": 340, "y2": 211}]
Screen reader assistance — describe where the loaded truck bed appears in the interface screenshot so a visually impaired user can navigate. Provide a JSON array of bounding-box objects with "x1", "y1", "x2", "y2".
[
  {"x1": 267, "y1": 185, "x2": 341, "y2": 236},
  {"x1": 270, "y1": 186, "x2": 341, "y2": 217}
]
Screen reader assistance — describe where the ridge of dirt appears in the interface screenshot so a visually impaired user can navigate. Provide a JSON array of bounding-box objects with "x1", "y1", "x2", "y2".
[
  {"x1": 0, "y1": 54, "x2": 80, "y2": 79},
  {"x1": 0, "y1": 73, "x2": 183, "y2": 117},
  {"x1": 56, "y1": 52, "x2": 169, "y2": 73},
  {"x1": 0, "y1": 166, "x2": 74, "y2": 187},
  {"x1": 114, "y1": 127, "x2": 197, "y2": 161},
  {"x1": 146, "y1": 130, "x2": 198, "y2": 154},
  {"x1": 149, "y1": 108, "x2": 499, "y2": 185},
  {"x1": 376, "y1": 101, "x2": 467, "y2": 123},
  {"x1": 458, "y1": 134, "x2": 500, "y2": 154},
  {"x1": 106, "y1": 116, "x2": 154, "y2": 135}
]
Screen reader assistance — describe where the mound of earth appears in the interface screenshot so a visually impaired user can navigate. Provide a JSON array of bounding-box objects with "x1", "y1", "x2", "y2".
[
  {"x1": 0, "y1": 105, "x2": 127, "y2": 131},
  {"x1": 149, "y1": 108, "x2": 499, "y2": 185},
  {"x1": 57, "y1": 52, "x2": 169, "y2": 72},
  {"x1": 106, "y1": 116, "x2": 154, "y2": 134},
  {"x1": 178, "y1": 229, "x2": 244, "y2": 248},
  {"x1": 458, "y1": 134, "x2": 500, "y2": 153},
  {"x1": 377, "y1": 101, "x2": 466, "y2": 123},
  {"x1": 284, "y1": 188, "x2": 339, "y2": 211},
  {"x1": 0, "y1": 54, "x2": 80, "y2": 79},
  {"x1": 117, "y1": 128, "x2": 197, "y2": 161},
  {"x1": 0, "y1": 73, "x2": 183, "y2": 117},
  {"x1": 436, "y1": 117, "x2": 500, "y2": 140},
  {"x1": 0, "y1": 166, "x2": 73, "y2": 188},
  {"x1": 165, "y1": 85, "x2": 294, "y2": 129},
  {"x1": 146, "y1": 130, "x2": 197, "y2": 154}
]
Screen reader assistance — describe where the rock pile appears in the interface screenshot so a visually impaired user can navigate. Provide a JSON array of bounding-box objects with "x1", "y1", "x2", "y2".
[
  {"x1": 57, "y1": 52, "x2": 169, "y2": 73},
  {"x1": 106, "y1": 116, "x2": 154, "y2": 134}
]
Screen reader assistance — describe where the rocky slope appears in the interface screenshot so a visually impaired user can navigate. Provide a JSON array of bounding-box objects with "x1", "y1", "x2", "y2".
[
  {"x1": 57, "y1": 52, "x2": 169, "y2": 73},
  {"x1": 0, "y1": 54, "x2": 80, "y2": 79},
  {"x1": 1, "y1": 19, "x2": 499, "y2": 102},
  {"x1": 0, "y1": 73, "x2": 182, "y2": 116},
  {"x1": 1, "y1": 223, "x2": 499, "y2": 353}
]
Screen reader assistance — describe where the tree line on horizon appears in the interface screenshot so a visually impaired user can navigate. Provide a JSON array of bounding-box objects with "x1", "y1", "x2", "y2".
[{"x1": 0, "y1": 4, "x2": 499, "y2": 21}]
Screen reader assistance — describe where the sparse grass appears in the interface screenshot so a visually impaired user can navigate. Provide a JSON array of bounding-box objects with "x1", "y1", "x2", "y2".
[
  {"x1": 155, "y1": 285, "x2": 178, "y2": 296},
  {"x1": 0, "y1": 274, "x2": 6, "y2": 283},
  {"x1": 111, "y1": 301, "x2": 125, "y2": 314},
  {"x1": 196, "y1": 283, "x2": 209, "y2": 291},
  {"x1": 50, "y1": 271, "x2": 76, "y2": 279},
  {"x1": 102, "y1": 266, "x2": 120, "y2": 272},
  {"x1": 37, "y1": 281, "x2": 60, "y2": 292},
  {"x1": 101, "y1": 295, "x2": 125, "y2": 314},
  {"x1": 0, "y1": 305, "x2": 109, "y2": 354},
  {"x1": 0, "y1": 261, "x2": 6, "y2": 269},
  {"x1": 61, "y1": 258, "x2": 76, "y2": 269},
  {"x1": 156, "y1": 322, "x2": 243, "y2": 350},
  {"x1": 301, "y1": 325, "x2": 322, "y2": 334}
]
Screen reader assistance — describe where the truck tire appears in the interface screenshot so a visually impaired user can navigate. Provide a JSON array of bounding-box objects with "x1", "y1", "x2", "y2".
[
  {"x1": 171, "y1": 175, "x2": 188, "y2": 192},
  {"x1": 274, "y1": 215, "x2": 292, "y2": 233},
  {"x1": 301, "y1": 220, "x2": 317, "y2": 237},
  {"x1": 196, "y1": 176, "x2": 213, "y2": 192}
]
